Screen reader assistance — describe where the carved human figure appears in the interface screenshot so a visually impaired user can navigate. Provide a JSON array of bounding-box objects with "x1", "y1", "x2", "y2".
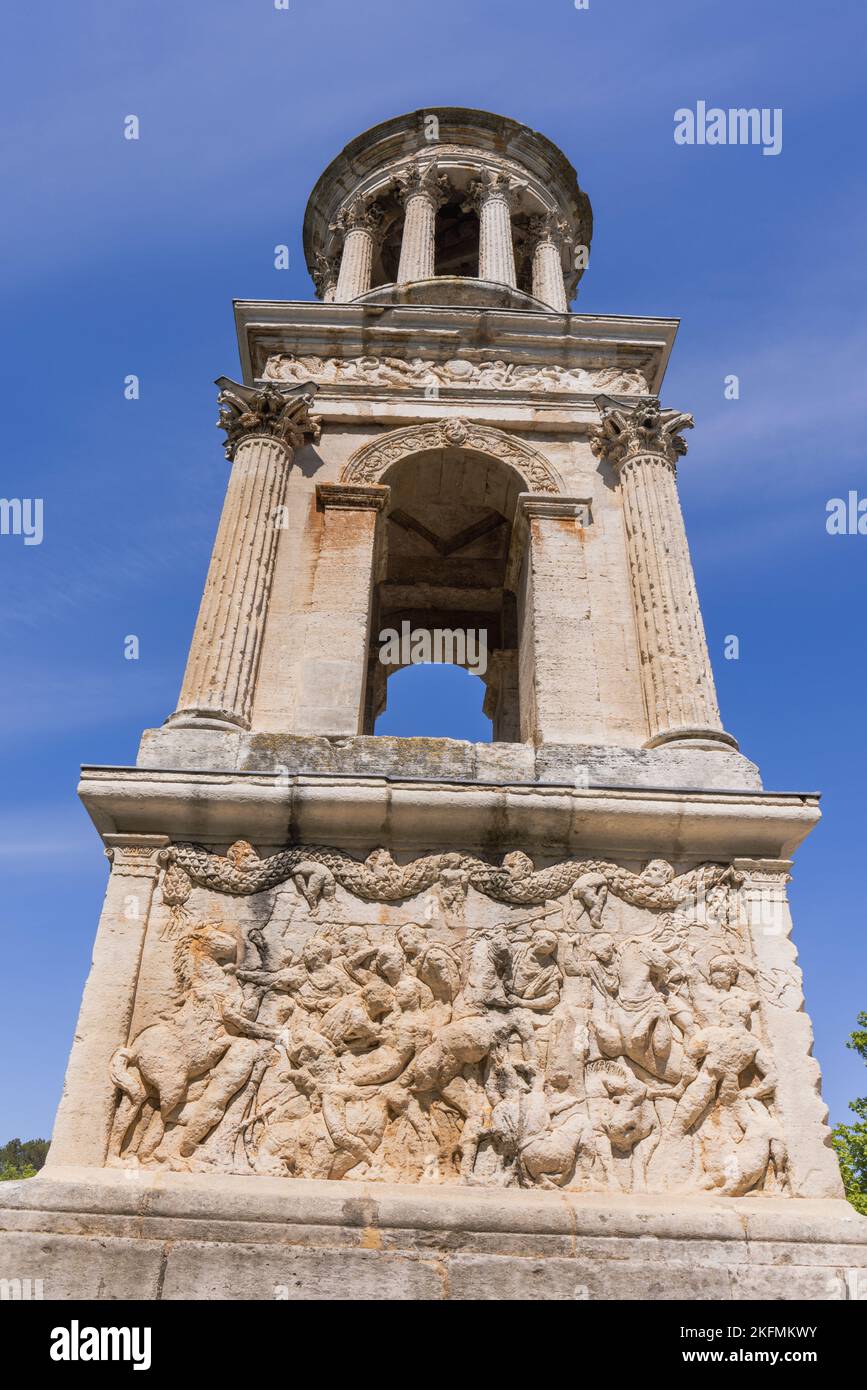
[
  {"x1": 589, "y1": 1065, "x2": 679, "y2": 1191},
  {"x1": 565, "y1": 871, "x2": 609, "y2": 930},
  {"x1": 109, "y1": 923, "x2": 278, "y2": 1165},
  {"x1": 396, "y1": 924, "x2": 461, "y2": 1003},
  {"x1": 689, "y1": 952, "x2": 759, "y2": 1029},
  {"x1": 698, "y1": 1095, "x2": 787, "y2": 1196},
  {"x1": 505, "y1": 930, "x2": 562, "y2": 1011},
  {"x1": 437, "y1": 851, "x2": 471, "y2": 925},
  {"x1": 591, "y1": 936, "x2": 689, "y2": 1083},
  {"x1": 671, "y1": 997, "x2": 777, "y2": 1136},
  {"x1": 516, "y1": 1071, "x2": 595, "y2": 1189}
]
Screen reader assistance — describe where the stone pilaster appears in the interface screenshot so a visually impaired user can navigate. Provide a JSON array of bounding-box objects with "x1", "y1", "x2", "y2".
[
  {"x1": 46, "y1": 836, "x2": 169, "y2": 1169},
  {"x1": 734, "y1": 858, "x2": 844, "y2": 1198},
  {"x1": 395, "y1": 161, "x2": 450, "y2": 283},
  {"x1": 293, "y1": 482, "x2": 389, "y2": 735},
  {"x1": 592, "y1": 398, "x2": 737, "y2": 749},
  {"x1": 514, "y1": 494, "x2": 603, "y2": 744},
  {"x1": 482, "y1": 649, "x2": 521, "y2": 742},
  {"x1": 332, "y1": 197, "x2": 383, "y2": 301},
  {"x1": 464, "y1": 170, "x2": 525, "y2": 288},
  {"x1": 169, "y1": 379, "x2": 318, "y2": 731},
  {"x1": 529, "y1": 212, "x2": 569, "y2": 312}
]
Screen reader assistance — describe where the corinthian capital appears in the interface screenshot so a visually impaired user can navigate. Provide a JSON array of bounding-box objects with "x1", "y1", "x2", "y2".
[
  {"x1": 394, "y1": 159, "x2": 451, "y2": 208},
  {"x1": 331, "y1": 194, "x2": 384, "y2": 238},
  {"x1": 215, "y1": 378, "x2": 320, "y2": 460},
  {"x1": 312, "y1": 251, "x2": 340, "y2": 298},
  {"x1": 463, "y1": 168, "x2": 527, "y2": 214},
  {"x1": 590, "y1": 396, "x2": 694, "y2": 467},
  {"x1": 528, "y1": 211, "x2": 569, "y2": 248}
]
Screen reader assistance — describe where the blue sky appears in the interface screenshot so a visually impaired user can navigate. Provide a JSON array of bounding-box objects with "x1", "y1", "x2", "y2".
[{"x1": 1, "y1": 0, "x2": 865, "y2": 1139}]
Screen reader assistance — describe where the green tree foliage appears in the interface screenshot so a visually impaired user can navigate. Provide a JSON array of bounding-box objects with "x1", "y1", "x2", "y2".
[
  {"x1": 832, "y1": 1012, "x2": 867, "y2": 1216},
  {"x1": 0, "y1": 1137, "x2": 49, "y2": 1181}
]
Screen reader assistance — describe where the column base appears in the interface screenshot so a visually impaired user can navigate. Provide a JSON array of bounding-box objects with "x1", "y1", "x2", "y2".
[
  {"x1": 164, "y1": 708, "x2": 250, "y2": 733},
  {"x1": 645, "y1": 726, "x2": 740, "y2": 752}
]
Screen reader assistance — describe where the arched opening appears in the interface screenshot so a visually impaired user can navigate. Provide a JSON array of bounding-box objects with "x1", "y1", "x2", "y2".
[
  {"x1": 364, "y1": 447, "x2": 524, "y2": 742},
  {"x1": 375, "y1": 664, "x2": 492, "y2": 741}
]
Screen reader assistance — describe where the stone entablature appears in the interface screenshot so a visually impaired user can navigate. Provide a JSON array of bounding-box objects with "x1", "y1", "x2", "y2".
[{"x1": 234, "y1": 300, "x2": 674, "y2": 403}]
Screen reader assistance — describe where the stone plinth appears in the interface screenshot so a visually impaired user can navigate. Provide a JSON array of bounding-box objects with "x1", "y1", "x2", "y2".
[{"x1": 2, "y1": 1171, "x2": 865, "y2": 1301}]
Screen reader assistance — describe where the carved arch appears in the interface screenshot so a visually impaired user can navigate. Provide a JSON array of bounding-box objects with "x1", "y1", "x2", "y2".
[{"x1": 341, "y1": 419, "x2": 564, "y2": 495}]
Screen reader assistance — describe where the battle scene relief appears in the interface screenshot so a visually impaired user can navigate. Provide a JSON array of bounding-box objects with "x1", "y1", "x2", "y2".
[{"x1": 108, "y1": 843, "x2": 788, "y2": 1197}]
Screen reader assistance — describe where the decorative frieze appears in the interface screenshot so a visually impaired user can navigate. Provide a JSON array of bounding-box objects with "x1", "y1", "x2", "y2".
[
  {"x1": 262, "y1": 352, "x2": 649, "y2": 395},
  {"x1": 104, "y1": 838, "x2": 794, "y2": 1199}
]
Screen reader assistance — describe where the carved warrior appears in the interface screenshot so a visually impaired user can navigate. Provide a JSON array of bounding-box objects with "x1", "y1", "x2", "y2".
[{"x1": 109, "y1": 840, "x2": 787, "y2": 1197}]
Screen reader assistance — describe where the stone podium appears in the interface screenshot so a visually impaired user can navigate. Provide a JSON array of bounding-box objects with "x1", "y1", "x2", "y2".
[{"x1": 2, "y1": 107, "x2": 865, "y2": 1301}]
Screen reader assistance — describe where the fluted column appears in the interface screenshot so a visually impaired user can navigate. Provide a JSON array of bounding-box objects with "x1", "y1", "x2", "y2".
[
  {"x1": 529, "y1": 212, "x2": 569, "y2": 311},
  {"x1": 168, "y1": 378, "x2": 318, "y2": 731},
  {"x1": 333, "y1": 196, "x2": 382, "y2": 301},
  {"x1": 464, "y1": 170, "x2": 525, "y2": 287},
  {"x1": 395, "y1": 160, "x2": 450, "y2": 283},
  {"x1": 591, "y1": 398, "x2": 737, "y2": 749}
]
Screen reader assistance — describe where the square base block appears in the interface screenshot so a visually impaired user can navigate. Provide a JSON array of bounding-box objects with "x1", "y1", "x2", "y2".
[{"x1": 2, "y1": 1168, "x2": 866, "y2": 1301}]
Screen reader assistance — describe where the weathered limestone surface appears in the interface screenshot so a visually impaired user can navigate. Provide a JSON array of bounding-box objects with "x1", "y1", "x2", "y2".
[
  {"x1": 2, "y1": 1174, "x2": 865, "y2": 1301},
  {"x1": 591, "y1": 400, "x2": 734, "y2": 749},
  {"x1": 170, "y1": 380, "x2": 318, "y2": 730},
  {"x1": 18, "y1": 107, "x2": 861, "y2": 1302}
]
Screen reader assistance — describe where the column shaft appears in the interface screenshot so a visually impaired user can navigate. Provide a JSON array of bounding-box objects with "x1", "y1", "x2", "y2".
[
  {"x1": 531, "y1": 237, "x2": 568, "y2": 311},
  {"x1": 591, "y1": 399, "x2": 735, "y2": 748},
  {"x1": 335, "y1": 226, "x2": 376, "y2": 301},
  {"x1": 173, "y1": 434, "x2": 291, "y2": 728},
  {"x1": 478, "y1": 193, "x2": 517, "y2": 286},
  {"x1": 619, "y1": 452, "x2": 724, "y2": 743},
  {"x1": 397, "y1": 192, "x2": 437, "y2": 282}
]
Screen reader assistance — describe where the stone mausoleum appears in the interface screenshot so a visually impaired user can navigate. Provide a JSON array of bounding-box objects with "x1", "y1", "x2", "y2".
[{"x1": 2, "y1": 108, "x2": 865, "y2": 1301}]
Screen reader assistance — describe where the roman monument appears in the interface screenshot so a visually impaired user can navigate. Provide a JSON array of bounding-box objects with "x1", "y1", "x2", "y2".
[{"x1": 3, "y1": 108, "x2": 865, "y2": 1301}]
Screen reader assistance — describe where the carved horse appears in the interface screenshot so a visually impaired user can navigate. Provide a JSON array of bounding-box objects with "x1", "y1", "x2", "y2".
[{"x1": 108, "y1": 922, "x2": 275, "y2": 1164}]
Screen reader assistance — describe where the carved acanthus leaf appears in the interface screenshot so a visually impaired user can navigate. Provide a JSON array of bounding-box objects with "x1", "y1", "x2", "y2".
[
  {"x1": 215, "y1": 378, "x2": 320, "y2": 459},
  {"x1": 590, "y1": 396, "x2": 694, "y2": 467}
]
